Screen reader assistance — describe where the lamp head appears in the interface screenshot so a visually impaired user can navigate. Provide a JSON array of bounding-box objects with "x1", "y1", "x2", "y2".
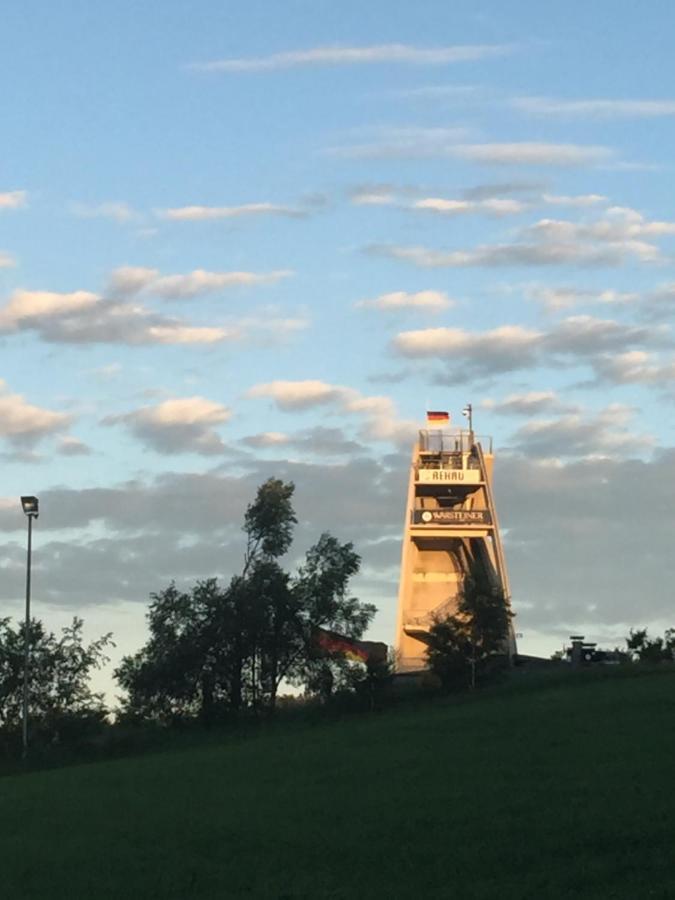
[{"x1": 21, "y1": 496, "x2": 39, "y2": 518}]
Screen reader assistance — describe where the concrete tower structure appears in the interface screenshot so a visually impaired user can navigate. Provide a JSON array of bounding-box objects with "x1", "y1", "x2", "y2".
[{"x1": 395, "y1": 413, "x2": 515, "y2": 672}]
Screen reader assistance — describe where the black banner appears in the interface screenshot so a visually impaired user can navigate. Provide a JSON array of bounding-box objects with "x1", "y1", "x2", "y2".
[{"x1": 413, "y1": 509, "x2": 491, "y2": 526}]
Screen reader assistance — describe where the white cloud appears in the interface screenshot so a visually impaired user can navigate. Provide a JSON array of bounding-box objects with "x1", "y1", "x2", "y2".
[
  {"x1": 350, "y1": 188, "x2": 398, "y2": 206},
  {"x1": 143, "y1": 324, "x2": 233, "y2": 345},
  {"x1": 242, "y1": 431, "x2": 290, "y2": 447},
  {"x1": 592, "y1": 350, "x2": 675, "y2": 385},
  {"x1": 453, "y1": 142, "x2": 611, "y2": 166},
  {"x1": 388, "y1": 84, "x2": 484, "y2": 101},
  {"x1": 352, "y1": 185, "x2": 607, "y2": 217},
  {"x1": 509, "y1": 405, "x2": 653, "y2": 460},
  {"x1": 190, "y1": 43, "x2": 514, "y2": 72},
  {"x1": 226, "y1": 313, "x2": 309, "y2": 337},
  {"x1": 513, "y1": 96, "x2": 675, "y2": 118},
  {"x1": 150, "y1": 270, "x2": 292, "y2": 299},
  {"x1": 371, "y1": 207, "x2": 675, "y2": 270},
  {"x1": 247, "y1": 380, "x2": 343, "y2": 410},
  {"x1": 108, "y1": 266, "x2": 159, "y2": 295},
  {"x1": 542, "y1": 193, "x2": 607, "y2": 208},
  {"x1": 0, "y1": 381, "x2": 71, "y2": 445},
  {"x1": 413, "y1": 196, "x2": 528, "y2": 215},
  {"x1": 159, "y1": 203, "x2": 305, "y2": 221},
  {"x1": 483, "y1": 391, "x2": 573, "y2": 416},
  {"x1": 0, "y1": 191, "x2": 27, "y2": 210},
  {"x1": 0, "y1": 252, "x2": 16, "y2": 268},
  {"x1": 242, "y1": 427, "x2": 366, "y2": 456},
  {"x1": 105, "y1": 396, "x2": 232, "y2": 455},
  {"x1": 331, "y1": 126, "x2": 472, "y2": 160},
  {"x1": 546, "y1": 315, "x2": 659, "y2": 356},
  {"x1": 394, "y1": 325, "x2": 541, "y2": 374},
  {"x1": 392, "y1": 316, "x2": 663, "y2": 381},
  {"x1": 332, "y1": 131, "x2": 607, "y2": 166},
  {"x1": 0, "y1": 290, "x2": 99, "y2": 331},
  {"x1": 641, "y1": 282, "x2": 675, "y2": 320},
  {"x1": 72, "y1": 202, "x2": 137, "y2": 223},
  {"x1": 0, "y1": 288, "x2": 233, "y2": 346},
  {"x1": 463, "y1": 181, "x2": 546, "y2": 199},
  {"x1": 58, "y1": 436, "x2": 92, "y2": 456},
  {"x1": 349, "y1": 183, "x2": 527, "y2": 214},
  {"x1": 109, "y1": 266, "x2": 292, "y2": 299},
  {"x1": 0, "y1": 278, "x2": 305, "y2": 347},
  {"x1": 525, "y1": 284, "x2": 640, "y2": 311},
  {"x1": 247, "y1": 380, "x2": 417, "y2": 446},
  {"x1": 356, "y1": 290, "x2": 453, "y2": 312},
  {"x1": 139, "y1": 397, "x2": 231, "y2": 426},
  {"x1": 371, "y1": 240, "x2": 639, "y2": 268},
  {"x1": 526, "y1": 207, "x2": 675, "y2": 246}
]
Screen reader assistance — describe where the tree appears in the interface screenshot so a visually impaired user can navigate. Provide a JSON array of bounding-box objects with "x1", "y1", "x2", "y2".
[
  {"x1": 116, "y1": 479, "x2": 376, "y2": 719},
  {"x1": 0, "y1": 616, "x2": 112, "y2": 748},
  {"x1": 290, "y1": 533, "x2": 376, "y2": 699},
  {"x1": 117, "y1": 480, "x2": 300, "y2": 720},
  {"x1": 426, "y1": 563, "x2": 512, "y2": 690},
  {"x1": 115, "y1": 581, "x2": 217, "y2": 723},
  {"x1": 626, "y1": 628, "x2": 675, "y2": 663},
  {"x1": 243, "y1": 478, "x2": 297, "y2": 573},
  {"x1": 425, "y1": 616, "x2": 471, "y2": 690},
  {"x1": 236, "y1": 479, "x2": 300, "y2": 711}
]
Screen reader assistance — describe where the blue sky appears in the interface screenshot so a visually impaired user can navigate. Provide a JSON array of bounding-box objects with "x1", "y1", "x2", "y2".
[{"x1": 3, "y1": 0, "x2": 675, "y2": 694}]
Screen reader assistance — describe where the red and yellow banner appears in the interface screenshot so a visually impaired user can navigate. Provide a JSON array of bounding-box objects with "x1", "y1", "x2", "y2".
[{"x1": 313, "y1": 628, "x2": 387, "y2": 664}]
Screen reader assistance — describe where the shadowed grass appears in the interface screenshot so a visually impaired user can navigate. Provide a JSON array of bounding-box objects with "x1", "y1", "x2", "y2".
[{"x1": 2, "y1": 668, "x2": 675, "y2": 899}]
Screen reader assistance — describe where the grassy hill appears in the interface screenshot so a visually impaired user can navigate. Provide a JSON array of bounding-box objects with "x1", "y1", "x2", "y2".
[{"x1": 2, "y1": 668, "x2": 675, "y2": 899}]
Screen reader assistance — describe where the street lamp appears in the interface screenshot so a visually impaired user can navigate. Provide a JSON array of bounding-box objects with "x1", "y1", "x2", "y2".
[
  {"x1": 462, "y1": 404, "x2": 474, "y2": 446},
  {"x1": 20, "y1": 496, "x2": 38, "y2": 757}
]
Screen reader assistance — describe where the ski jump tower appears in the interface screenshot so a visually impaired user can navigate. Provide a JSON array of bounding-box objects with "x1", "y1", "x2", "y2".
[{"x1": 395, "y1": 410, "x2": 515, "y2": 672}]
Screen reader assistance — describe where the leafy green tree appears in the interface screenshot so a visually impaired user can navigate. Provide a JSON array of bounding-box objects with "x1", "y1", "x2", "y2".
[
  {"x1": 236, "y1": 479, "x2": 300, "y2": 710},
  {"x1": 116, "y1": 480, "x2": 376, "y2": 719},
  {"x1": 290, "y1": 533, "x2": 376, "y2": 698},
  {"x1": 426, "y1": 616, "x2": 470, "y2": 689},
  {"x1": 0, "y1": 616, "x2": 112, "y2": 747},
  {"x1": 626, "y1": 628, "x2": 675, "y2": 663},
  {"x1": 116, "y1": 581, "x2": 217, "y2": 723},
  {"x1": 359, "y1": 652, "x2": 395, "y2": 710},
  {"x1": 117, "y1": 480, "x2": 300, "y2": 720},
  {"x1": 243, "y1": 478, "x2": 297, "y2": 573},
  {"x1": 426, "y1": 563, "x2": 512, "y2": 690}
]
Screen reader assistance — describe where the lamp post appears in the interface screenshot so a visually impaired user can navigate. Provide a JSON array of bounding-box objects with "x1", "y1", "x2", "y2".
[
  {"x1": 20, "y1": 495, "x2": 39, "y2": 758},
  {"x1": 462, "y1": 403, "x2": 474, "y2": 447}
]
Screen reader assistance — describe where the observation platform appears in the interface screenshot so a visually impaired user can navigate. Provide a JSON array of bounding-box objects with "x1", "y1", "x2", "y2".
[{"x1": 395, "y1": 426, "x2": 515, "y2": 673}]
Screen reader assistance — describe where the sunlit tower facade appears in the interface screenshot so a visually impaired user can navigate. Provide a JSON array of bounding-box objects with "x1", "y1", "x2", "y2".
[{"x1": 395, "y1": 410, "x2": 516, "y2": 672}]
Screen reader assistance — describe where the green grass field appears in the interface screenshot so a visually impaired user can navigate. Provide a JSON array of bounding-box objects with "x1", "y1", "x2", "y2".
[{"x1": 3, "y1": 668, "x2": 675, "y2": 899}]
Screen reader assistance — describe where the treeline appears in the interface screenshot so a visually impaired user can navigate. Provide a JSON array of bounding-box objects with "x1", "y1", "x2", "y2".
[
  {"x1": 3, "y1": 476, "x2": 673, "y2": 757},
  {"x1": 0, "y1": 479, "x2": 385, "y2": 754}
]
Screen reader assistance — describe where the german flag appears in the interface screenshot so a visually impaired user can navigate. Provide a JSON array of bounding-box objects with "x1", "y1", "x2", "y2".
[
  {"x1": 313, "y1": 628, "x2": 387, "y2": 664},
  {"x1": 426, "y1": 410, "x2": 449, "y2": 426}
]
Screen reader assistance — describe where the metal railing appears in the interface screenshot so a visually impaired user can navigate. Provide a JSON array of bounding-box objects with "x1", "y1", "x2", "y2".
[{"x1": 418, "y1": 429, "x2": 492, "y2": 455}]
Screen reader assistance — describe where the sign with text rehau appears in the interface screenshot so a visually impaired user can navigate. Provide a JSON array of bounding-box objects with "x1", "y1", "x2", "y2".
[{"x1": 416, "y1": 468, "x2": 481, "y2": 484}]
